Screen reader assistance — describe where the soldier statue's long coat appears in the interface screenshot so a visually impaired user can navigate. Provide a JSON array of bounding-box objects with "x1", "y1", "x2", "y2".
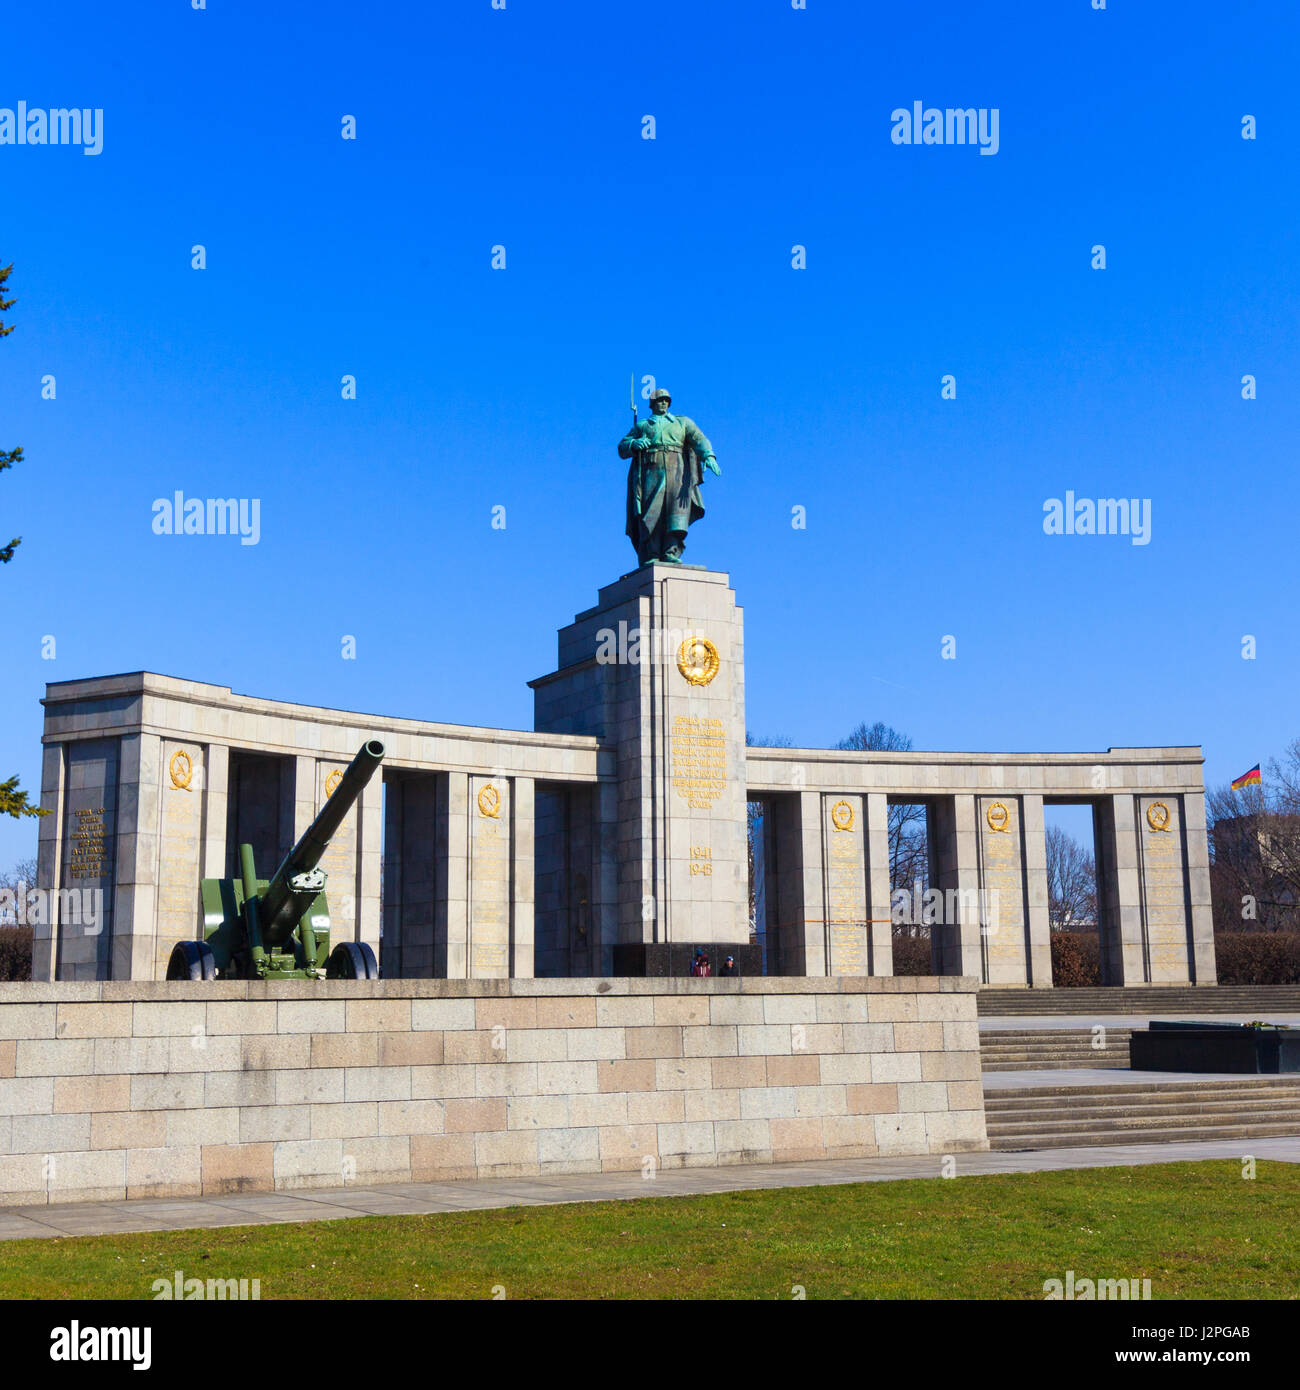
[{"x1": 619, "y1": 411, "x2": 715, "y2": 558}]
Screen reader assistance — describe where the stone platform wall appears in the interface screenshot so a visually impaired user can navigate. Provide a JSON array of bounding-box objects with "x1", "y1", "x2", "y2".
[{"x1": 0, "y1": 977, "x2": 985, "y2": 1206}]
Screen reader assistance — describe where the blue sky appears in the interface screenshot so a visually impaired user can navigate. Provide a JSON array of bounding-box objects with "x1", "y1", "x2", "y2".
[{"x1": 1, "y1": 0, "x2": 1297, "y2": 867}]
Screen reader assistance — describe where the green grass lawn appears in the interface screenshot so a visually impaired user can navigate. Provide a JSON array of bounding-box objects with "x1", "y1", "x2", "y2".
[{"x1": 0, "y1": 1161, "x2": 1295, "y2": 1300}]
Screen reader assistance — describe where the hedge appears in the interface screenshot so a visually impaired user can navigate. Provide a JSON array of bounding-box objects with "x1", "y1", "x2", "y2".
[
  {"x1": 890, "y1": 935, "x2": 934, "y2": 976},
  {"x1": 0, "y1": 928, "x2": 32, "y2": 982},
  {"x1": 1050, "y1": 930, "x2": 1102, "y2": 987},
  {"x1": 1212, "y1": 933, "x2": 1300, "y2": 985}
]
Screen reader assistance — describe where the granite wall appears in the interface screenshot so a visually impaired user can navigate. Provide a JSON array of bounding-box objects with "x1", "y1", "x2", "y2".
[{"x1": 0, "y1": 977, "x2": 986, "y2": 1205}]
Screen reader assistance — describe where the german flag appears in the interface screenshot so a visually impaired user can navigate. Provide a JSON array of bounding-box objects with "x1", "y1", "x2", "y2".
[{"x1": 1231, "y1": 764, "x2": 1262, "y2": 790}]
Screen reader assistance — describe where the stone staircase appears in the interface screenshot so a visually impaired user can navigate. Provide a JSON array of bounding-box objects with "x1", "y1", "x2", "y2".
[
  {"x1": 984, "y1": 1077, "x2": 1300, "y2": 1151},
  {"x1": 979, "y1": 1028, "x2": 1131, "y2": 1072},
  {"x1": 977, "y1": 985, "x2": 1300, "y2": 1017}
]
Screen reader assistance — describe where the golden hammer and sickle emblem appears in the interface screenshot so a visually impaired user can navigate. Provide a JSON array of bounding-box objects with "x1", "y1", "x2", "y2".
[
  {"x1": 324, "y1": 769, "x2": 343, "y2": 798},
  {"x1": 1146, "y1": 801, "x2": 1172, "y2": 832},
  {"x1": 986, "y1": 801, "x2": 1011, "y2": 833},
  {"x1": 830, "y1": 800, "x2": 855, "y2": 832},
  {"x1": 478, "y1": 783, "x2": 501, "y2": 819},
  {"x1": 677, "y1": 636, "x2": 720, "y2": 687},
  {"x1": 168, "y1": 750, "x2": 193, "y2": 791}
]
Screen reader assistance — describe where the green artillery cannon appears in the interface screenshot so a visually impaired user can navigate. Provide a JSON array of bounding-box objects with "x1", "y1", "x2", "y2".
[{"x1": 166, "y1": 739, "x2": 385, "y2": 982}]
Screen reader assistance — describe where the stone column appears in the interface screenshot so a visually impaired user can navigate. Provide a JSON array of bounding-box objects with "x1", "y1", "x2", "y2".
[
  {"x1": 468, "y1": 774, "x2": 511, "y2": 978},
  {"x1": 1183, "y1": 791, "x2": 1217, "y2": 984},
  {"x1": 315, "y1": 757, "x2": 361, "y2": 945},
  {"x1": 931, "y1": 794, "x2": 982, "y2": 977},
  {"x1": 356, "y1": 770, "x2": 383, "y2": 965},
  {"x1": 112, "y1": 733, "x2": 161, "y2": 981},
  {"x1": 153, "y1": 739, "x2": 207, "y2": 977},
  {"x1": 1020, "y1": 794, "x2": 1053, "y2": 988},
  {"x1": 975, "y1": 794, "x2": 1030, "y2": 986},
  {"x1": 782, "y1": 791, "x2": 827, "y2": 975},
  {"x1": 511, "y1": 776, "x2": 535, "y2": 977},
  {"x1": 864, "y1": 792, "x2": 894, "y2": 976},
  {"x1": 822, "y1": 794, "x2": 868, "y2": 976},
  {"x1": 1137, "y1": 795, "x2": 1196, "y2": 984},
  {"x1": 200, "y1": 744, "x2": 229, "y2": 880},
  {"x1": 53, "y1": 738, "x2": 123, "y2": 980},
  {"x1": 292, "y1": 755, "x2": 317, "y2": 841},
  {"x1": 31, "y1": 742, "x2": 65, "y2": 982},
  {"x1": 438, "y1": 772, "x2": 470, "y2": 978}
]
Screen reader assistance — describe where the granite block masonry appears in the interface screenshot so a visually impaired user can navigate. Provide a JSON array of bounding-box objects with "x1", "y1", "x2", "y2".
[
  {"x1": 32, "y1": 564, "x2": 1216, "y2": 986},
  {"x1": 0, "y1": 978, "x2": 986, "y2": 1205}
]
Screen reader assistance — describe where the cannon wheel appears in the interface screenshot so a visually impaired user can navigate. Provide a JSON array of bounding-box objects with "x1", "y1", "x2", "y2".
[
  {"x1": 326, "y1": 941, "x2": 380, "y2": 980},
  {"x1": 166, "y1": 940, "x2": 217, "y2": 981}
]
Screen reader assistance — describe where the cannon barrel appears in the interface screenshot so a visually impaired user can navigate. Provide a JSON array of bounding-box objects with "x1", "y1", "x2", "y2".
[{"x1": 258, "y1": 739, "x2": 385, "y2": 945}]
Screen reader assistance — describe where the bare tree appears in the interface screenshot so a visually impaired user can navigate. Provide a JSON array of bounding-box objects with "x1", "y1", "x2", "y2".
[
  {"x1": 0, "y1": 856, "x2": 38, "y2": 926},
  {"x1": 1207, "y1": 768, "x2": 1300, "y2": 932},
  {"x1": 1045, "y1": 825, "x2": 1096, "y2": 929}
]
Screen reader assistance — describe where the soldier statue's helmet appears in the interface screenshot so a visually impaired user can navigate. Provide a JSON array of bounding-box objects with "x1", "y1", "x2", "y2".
[{"x1": 649, "y1": 388, "x2": 672, "y2": 404}]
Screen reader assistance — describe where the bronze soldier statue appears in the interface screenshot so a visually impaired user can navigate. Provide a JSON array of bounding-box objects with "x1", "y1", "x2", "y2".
[{"x1": 619, "y1": 388, "x2": 720, "y2": 565}]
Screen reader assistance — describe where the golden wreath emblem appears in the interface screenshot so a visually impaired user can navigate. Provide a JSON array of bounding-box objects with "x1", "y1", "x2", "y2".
[
  {"x1": 477, "y1": 783, "x2": 501, "y2": 819},
  {"x1": 168, "y1": 750, "x2": 193, "y2": 791},
  {"x1": 830, "y1": 800, "x2": 855, "y2": 832},
  {"x1": 677, "y1": 636, "x2": 720, "y2": 687},
  {"x1": 986, "y1": 801, "x2": 1011, "y2": 834},
  {"x1": 1146, "y1": 801, "x2": 1172, "y2": 832},
  {"x1": 324, "y1": 769, "x2": 343, "y2": 798}
]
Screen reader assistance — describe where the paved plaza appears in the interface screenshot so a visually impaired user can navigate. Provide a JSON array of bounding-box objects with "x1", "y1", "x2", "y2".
[{"x1": 1, "y1": 1135, "x2": 1295, "y2": 1243}]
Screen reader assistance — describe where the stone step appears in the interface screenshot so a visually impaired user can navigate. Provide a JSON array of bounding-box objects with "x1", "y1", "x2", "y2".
[
  {"x1": 978, "y1": 986, "x2": 1300, "y2": 1016},
  {"x1": 980, "y1": 1076, "x2": 1300, "y2": 1101},
  {"x1": 980, "y1": 1051, "x2": 1131, "y2": 1063},
  {"x1": 981, "y1": 1005, "x2": 1297, "y2": 1017},
  {"x1": 981, "y1": 1069, "x2": 1300, "y2": 1149},
  {"x1": 981, "y1": 1058, "x2": 1129, "y2": 1072},
  {"x1": 988, "y1": 1098, "x2": 1300, "y2": 1129},
  {"x1": 979, "y1": 1026, "x2": 1139, "y2": 1071},
  {"x1": 980, "y1": 1029, "x2": 1135, "y2": 1040},
  {"x1": 979, "y1": 1043, "x2": 1131, "y2": 1056},
  {"x1": 982, "y1": 1025, "x2": 1136, "y2": 1035},
  {"x1": 989, "y1": 1120, "x2": 1300, "y2": 1151},
  {"x1": 986, "y1": 1102, "x2": 1300, "y2": 1124},
  {"x1": 982, "y1": 1033, "x2": 1133, "y2": 1043},
  {"x1": 986, "y1": 1093, "x2": 1300, "y2": 1113},
  {"x1": 984, "y1": 1085, "x2": 1300, "y2": 1112}
]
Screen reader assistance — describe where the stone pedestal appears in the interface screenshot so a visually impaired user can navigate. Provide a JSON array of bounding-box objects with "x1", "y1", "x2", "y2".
[{"x1": 531, "y1": 565, "x2": 749, "y2": 964}]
